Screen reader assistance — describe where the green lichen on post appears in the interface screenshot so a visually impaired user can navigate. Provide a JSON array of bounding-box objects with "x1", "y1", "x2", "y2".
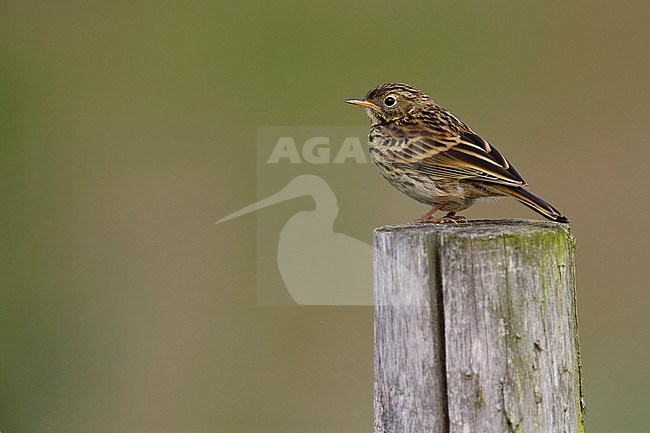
[
  {"x1": 533, "y1": 226, "x2": 584, "y2": 433},
  {"x1": 476, "y1": 385, "x2": 484, "y2": 409},
  {"x1": 466, "y1": 221, "x2": 581, "y2": 432},
  {"x1": 568, "y1": 233, "x2": 586, "y2": 433}
]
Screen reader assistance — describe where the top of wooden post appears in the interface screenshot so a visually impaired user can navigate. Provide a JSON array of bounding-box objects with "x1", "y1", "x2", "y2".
[{"x1": 374, "y1": 218, "x2": 571, "y2": 237}]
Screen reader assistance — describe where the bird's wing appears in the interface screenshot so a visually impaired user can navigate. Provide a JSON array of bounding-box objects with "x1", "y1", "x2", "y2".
[{"x1": 379, "y1": 122, "x2": 527, "y2": 187}]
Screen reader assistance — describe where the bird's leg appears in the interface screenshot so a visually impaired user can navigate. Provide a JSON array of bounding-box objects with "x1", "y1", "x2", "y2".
[
  {"x1": 415, "y1": 204, "x2": 444, "y2": 223},
  {"x1": 441, "y1": 212, "x2": 467, "y2": 222}
]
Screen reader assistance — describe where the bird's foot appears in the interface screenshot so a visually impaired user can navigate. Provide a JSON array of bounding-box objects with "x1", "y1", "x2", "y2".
[
  {"x1": 415, "y1": 212, "x2": 466, "y2": 224},
  {"x1": 441, "y1": 212, "x2": 466, "y2": 222}
]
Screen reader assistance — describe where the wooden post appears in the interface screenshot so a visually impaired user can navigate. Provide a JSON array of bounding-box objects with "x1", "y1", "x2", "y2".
[{"x1": 373, "y1": 219, "x2": 584, "y2": 433}]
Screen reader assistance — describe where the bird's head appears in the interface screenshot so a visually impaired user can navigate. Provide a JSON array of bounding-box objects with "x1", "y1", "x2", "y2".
[{"x1": 346, "y1": 83, "x2": 431, "y2": 124}]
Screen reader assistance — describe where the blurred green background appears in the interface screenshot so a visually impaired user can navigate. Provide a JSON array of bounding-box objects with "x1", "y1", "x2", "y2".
[{"x1": 1, "y1": 1, "x2": 649, "y2": 432}]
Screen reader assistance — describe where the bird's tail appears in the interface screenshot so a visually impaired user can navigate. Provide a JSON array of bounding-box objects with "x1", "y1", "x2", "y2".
[{"x1": 488, "y1": 184, "x2": 569, "y2": 223}]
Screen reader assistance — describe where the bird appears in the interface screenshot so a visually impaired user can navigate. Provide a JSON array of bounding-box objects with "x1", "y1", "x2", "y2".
[{"x1": 345, "y1": 83, "x2": 569, "y2": 223}]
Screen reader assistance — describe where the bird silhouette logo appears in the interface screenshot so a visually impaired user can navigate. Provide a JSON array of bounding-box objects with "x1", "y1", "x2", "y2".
[{"x1": 217, "y1": 175, "x2": 372, "y2": 305}]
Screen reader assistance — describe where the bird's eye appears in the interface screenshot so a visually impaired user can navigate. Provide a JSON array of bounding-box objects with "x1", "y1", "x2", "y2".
[{"x1": 384, "y1": 96, "x2": 396, "y2": 107}]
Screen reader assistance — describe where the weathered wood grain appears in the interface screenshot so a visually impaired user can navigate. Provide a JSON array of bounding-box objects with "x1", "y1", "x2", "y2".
[{"x1": 373, "y1": 219, "x2": 584, "y2": 433}]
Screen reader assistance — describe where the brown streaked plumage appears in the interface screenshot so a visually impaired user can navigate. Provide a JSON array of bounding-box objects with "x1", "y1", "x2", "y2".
[{"x1": 346, "y1": 83, "x2": 569, "y2": 223}]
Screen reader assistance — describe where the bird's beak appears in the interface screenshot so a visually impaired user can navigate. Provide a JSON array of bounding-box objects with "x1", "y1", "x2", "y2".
[{"x1": 345, "y1": 98, "x2": 380, "y2": 110}]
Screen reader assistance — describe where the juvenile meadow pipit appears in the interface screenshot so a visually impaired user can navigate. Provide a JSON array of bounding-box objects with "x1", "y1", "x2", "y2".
[{"x1": 346, "y1": 83, "x2": 569, "y2": 223}]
